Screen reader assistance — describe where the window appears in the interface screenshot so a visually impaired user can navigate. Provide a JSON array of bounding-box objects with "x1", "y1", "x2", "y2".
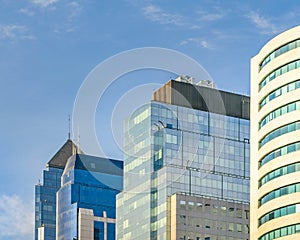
[
  {"x1": 260, "y1": 39, "x2": 300, "y2": 70},
  {"x1": 259, "y1": 183, "x2": 300, "y2": 206},
  {"x1": 259, "y1": 162, "x2": 300, "y2": 187},
  {"x1": 228, "y1": 223, "x2": 234, "y2": 231},
  {"x1": 259, "y1": 141, "x2": 300, "y2": 167},
  {"x1": 259, "y1": 100, "x2": 300, "y2": 129},
  {"x1": 259, "y1": 59, "x2": 300, "y2": 90},
  {"x1": 259, "y1": 121, "x2": 300, "y2": 148}
]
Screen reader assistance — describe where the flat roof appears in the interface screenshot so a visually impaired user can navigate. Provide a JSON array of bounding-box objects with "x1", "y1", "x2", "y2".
[{"x1": 152, "y1": 80, "x2": 250, "y2": 120}]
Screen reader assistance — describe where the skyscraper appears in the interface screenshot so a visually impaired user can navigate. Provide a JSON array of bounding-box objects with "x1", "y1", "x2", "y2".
[
  {"x1": 250, "y1": 26, "x2": 300, "y2": 240},
  {"x1": 56, "y1": 154, "x2": 123, "y2": 240},
  {"x1": 117, "y1": 77, "x2": 250, "y2": 240},
  {"x1": 35, "y1": 139, "x2": 76, "y2": 240}
]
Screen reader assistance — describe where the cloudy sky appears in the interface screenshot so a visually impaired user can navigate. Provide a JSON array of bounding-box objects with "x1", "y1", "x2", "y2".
[{"x1": 0, "y1": 0, "x2": 300, "y2": 239}]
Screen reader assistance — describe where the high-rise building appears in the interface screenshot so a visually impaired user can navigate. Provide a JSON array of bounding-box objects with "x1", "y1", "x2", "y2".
[
  {"x1": 35, "y1": 139, "x2": 76, "y2": 240},
  {"x1": 250, "y1": 26, "x2": 300, "y2": 240},
  {"x1": 117, "y1": 78, "x2": 250, "y2": 240},
  {"x1": 56, "y1": 154, "x2": 123, "y2": 240}
]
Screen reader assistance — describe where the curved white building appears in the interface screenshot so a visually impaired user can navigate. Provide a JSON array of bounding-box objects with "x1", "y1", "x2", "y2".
[{"x1": 251, "y1": 26, "x2": 300, "y2": 240}]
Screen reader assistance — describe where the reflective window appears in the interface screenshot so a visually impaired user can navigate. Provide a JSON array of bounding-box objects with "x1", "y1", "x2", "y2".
[
  {"x1": 259, "y1": 183, "x2": 300, "y2": 206},
  {"x1": 259, "y1": 121, "x2": 300, "y2": 148},
  {"x1": 259, "y1": 39, "x2": 300, "y2": 70},
  {"x1": 259, "y1": 100, "x2": 300, "y2": 129},
  {"x1": 259, "y1": 141, "x2": 300, "y2": 167},
  {"x1": 259, "y1": 162, "x2": 300, "y2": 187},
  {"x1": 260, "y1": 79, "x2": 300, "y2": 109},
  {"x1": 259, "y1": 204, "x2": 300, "y2": 226},
  {"x1": 259, "y1": 223, "x2": 300, "y2": 240},
  {"x1": 259, "y1": 59, "x2": 300, "y2": 90}
]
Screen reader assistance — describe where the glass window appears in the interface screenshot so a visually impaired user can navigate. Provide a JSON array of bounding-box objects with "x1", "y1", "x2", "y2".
[
  {"x1": 259, "y1": 162, "x2": 300, "y2": 187},
  {"x1": 281, "y1": 227, "x2": 287, "y2": 236},
  {"x1": 259, "y1": 100, "x2": 300, "y2": 129},
  {"x1": 259, "y1": 59, "x2": 300, "y2": 90}
]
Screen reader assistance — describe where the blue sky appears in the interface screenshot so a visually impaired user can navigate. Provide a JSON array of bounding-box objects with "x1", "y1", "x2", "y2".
[{"x1": 0, "y1": 0, "x2": 299, "y2": 239}]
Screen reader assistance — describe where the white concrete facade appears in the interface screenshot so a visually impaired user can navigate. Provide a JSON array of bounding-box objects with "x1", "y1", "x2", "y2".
[
  {"x1": 78, "y1": 208, "x2": 94, "y2": 240},
  {"x1": 251, "y1": 26, "x2": 300, "y2": 240},
  {"x1": 38, "y1": 226, "x2": 45, "y2": 240},
  {"x1": 77, "y1": 208, "x2": 117, "y2": 240}
]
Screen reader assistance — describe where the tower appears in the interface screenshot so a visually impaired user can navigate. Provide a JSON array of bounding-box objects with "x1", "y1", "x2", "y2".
[
  {"x1": 56, "y1": 154, "x2": 123, "y2": 240},
  {"x1": 250, "y1": 26, "x2": 300, "y2": 240},
  {"x1": 117, "y1": 78, "x2": 250, "y2": 240},
  {"x1": 35, "y1": 139, "x2": 76, "y2": 240}
]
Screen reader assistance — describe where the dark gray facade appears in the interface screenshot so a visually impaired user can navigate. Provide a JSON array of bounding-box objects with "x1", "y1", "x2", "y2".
[{"x1": 152, "y1": 80, "x2": 250, "y2": 120}]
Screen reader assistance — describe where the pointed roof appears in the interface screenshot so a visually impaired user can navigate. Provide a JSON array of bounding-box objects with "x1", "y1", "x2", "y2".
[{"x1": 47, "y1": 139, "x2": 78, "y2": 169}]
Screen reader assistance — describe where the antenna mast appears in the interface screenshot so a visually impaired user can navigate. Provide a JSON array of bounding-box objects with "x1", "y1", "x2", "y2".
[
  {"x1": 68, "y1": 114, "x2": 71, "y2": 140},
  {"x1": 77, "y1": 126, "x2": 80, "y2": 154}
]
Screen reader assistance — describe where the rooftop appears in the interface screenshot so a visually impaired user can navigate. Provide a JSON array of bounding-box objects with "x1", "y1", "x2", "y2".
[
  {"x1": 47, "y1": 139, "x2": 77, "y2": 169},
  {"x1": 152, "y1": 80, "x2": 250, "y2": 120}
]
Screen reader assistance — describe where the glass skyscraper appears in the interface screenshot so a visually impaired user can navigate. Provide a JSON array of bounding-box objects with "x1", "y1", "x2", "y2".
[
  {"x1": 56, "y1": 154, "x2": 123, "y2": 240},
  {"x1": 116, "y1": 78, "x2": 250, "y2": 240},
  {"x1": 35, "y1": 139, "x2": 76, "y2": 240}
]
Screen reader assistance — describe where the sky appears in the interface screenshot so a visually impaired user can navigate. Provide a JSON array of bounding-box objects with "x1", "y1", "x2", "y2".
[{"x1": 0, "y1": 0, "x2": 300, "y2": 239}]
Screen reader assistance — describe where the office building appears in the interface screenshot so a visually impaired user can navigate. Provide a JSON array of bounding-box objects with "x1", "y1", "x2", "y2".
[
  {"x1": 116, "y1": 78, "x2": 250, "y2": 239},
  {"x1": 250, "y1": 26, "x2": 300, "y2": 240},
  {"x1": 35, "y1": 139, "x2": 76, "y2": 240},
  {"x1": 56, "y1": 154, "x2": 123, "y2": 240}
]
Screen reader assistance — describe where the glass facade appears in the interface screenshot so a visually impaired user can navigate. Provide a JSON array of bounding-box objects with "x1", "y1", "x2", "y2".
[
  {"x1": 35, "y1": 139, "x2": 76, "y2": 240},
  {"x1": 35, "y1": 167, "x2": 63, "y2": 240},
  {"x1": 56, "y1": 154, "x2": 123, "y2": 240},
  {"x1": 117, "y1": 90, "x2": 250, "y2": 240}
]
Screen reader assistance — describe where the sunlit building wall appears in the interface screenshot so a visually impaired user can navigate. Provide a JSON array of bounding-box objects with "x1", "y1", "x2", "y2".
[{"x1": 250, "y1": 26, "x2": 300, "y2": 240}]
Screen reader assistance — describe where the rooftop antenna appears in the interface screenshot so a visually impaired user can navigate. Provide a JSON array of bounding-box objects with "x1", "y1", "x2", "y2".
[
  {"x1": 72, "y1": 129, "x2": 76, "y2": 155},
  {"x1": 77, "y1": 126, "x2": 81, "y2": 154},
  {"x1": 68, "y1": 114, "x2": 71, "y2": 140}
]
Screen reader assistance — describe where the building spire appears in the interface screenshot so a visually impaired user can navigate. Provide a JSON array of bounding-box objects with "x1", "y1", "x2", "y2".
[
  {"x1": 68, "y1": 114, "x2": 71, "y2": 140},
  {"x1": 77, "y1": 126, "x2": 81, "y2": 154},
  {"x1": 72, "y1": 128, "x2": 76, "y2": 155}
]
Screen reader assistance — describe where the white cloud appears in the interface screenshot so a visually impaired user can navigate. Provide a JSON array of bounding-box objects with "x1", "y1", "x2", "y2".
[
  {"x1": 0, "y1": 195, "x2": 33, "y2": 238},
  {"x1": 180, "y1": 38, "x2": 212, "y2": 49},
  {"x1": 142, "y1": 5, "x2": 184, "y2": 26},
  {"x1": 53, "y1": 2, "x2": 82, "y2": 34},
  {"x1": 190, "y1": 25, "x2": 202, "y2": 30},
  {"x1": 19, "y1": 8, "x2": 35, "y2": 16},
  {"x1": 196, "y1": 10, "x2": 224, "y2": 21},
  {"x1": 67, "y1": 1, "x2": 82, "y2": 21},
  {"x1": 246, "y1": 11, "x2": 278, "y2": 35},
  {"x1": 31, "y1": 0, "x2": 59, "y2": 8},
  {"x1": 0, "y1": 24, "x2": 34, "y2": 41},
  {"x1": 68, "y1": 2, "x2": 82, "y2": 19}
]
